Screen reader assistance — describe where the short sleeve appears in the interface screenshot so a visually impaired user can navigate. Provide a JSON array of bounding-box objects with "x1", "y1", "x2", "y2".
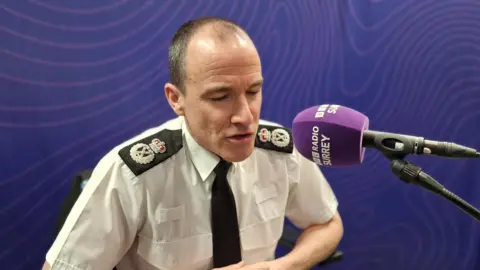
[
  {"x1": 285, "y1": 147, "x2": 338, "y2": 229},
  {"x1": 46, "y1": 151, "x2": 144, "y2": 269}
]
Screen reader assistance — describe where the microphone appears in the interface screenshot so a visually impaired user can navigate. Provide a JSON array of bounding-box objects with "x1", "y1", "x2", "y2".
[
  {"x1": 292, "y1": 104, "x2": 480, "y2": 167},
  {"x1": 292, "y1": 104, "x2": 480, "y2": 222}
]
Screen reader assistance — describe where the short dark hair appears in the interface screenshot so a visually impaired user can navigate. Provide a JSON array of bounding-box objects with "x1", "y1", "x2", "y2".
[{"x1": 168, "y1": 17, "x2": 247, "y2": 93}]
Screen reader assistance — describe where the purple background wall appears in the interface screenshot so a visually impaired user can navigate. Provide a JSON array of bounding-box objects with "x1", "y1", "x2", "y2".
[{"x1": 1, "y1": 1, "x2": 480, "y2": 269}]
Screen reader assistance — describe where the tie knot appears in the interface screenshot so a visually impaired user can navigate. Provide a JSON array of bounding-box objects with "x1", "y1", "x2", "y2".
[{"x1": 214, "y1": 159, "x2": 232, "y2": 177}]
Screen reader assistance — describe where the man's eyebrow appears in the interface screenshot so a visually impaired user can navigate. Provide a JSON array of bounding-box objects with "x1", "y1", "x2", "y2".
[
  {"x1": 203, "y1": 79, "x2": 264, "y2": 96},
  {"x1": 248, "y1": 79, "x2": 264, "y2": 89},
  {"x1": 203, "y1": 86, "x2": 233, "y2": 96}
]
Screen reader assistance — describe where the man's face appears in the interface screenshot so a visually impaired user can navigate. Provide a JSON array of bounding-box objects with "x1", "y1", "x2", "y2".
[{"x1": 173, "y1": 30, "x2": 263, "y2": 162}]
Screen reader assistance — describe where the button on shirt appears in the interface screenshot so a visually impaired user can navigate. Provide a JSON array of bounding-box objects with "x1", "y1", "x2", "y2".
[{"x1": 46, "y1": 116, "x2": 339, "y2": 270}]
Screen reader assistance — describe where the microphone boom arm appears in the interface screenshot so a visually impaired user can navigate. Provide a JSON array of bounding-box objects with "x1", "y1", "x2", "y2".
[{"x1": 388, "y1": 158, "x2": 480, "y2": 222}]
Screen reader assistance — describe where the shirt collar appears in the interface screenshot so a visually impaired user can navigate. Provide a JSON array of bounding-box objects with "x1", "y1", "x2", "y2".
[{"x1": 182, "y1": 119, "x2": 221, "y2": 182}]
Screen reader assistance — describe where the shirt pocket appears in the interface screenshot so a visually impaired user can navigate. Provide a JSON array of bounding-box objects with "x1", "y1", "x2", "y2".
[
  {"x1": 137, "y1": 233, "x2": 213, "y2": 270},
  {"x1": 240, "y1": 184, "x2": 285, "y2": 263},
  {"x1": 150, "y1": 205, "x2": 185, "y2": 242},
  {"x1": 253, "y1": 183, "x2": 284, "y2": 222}
]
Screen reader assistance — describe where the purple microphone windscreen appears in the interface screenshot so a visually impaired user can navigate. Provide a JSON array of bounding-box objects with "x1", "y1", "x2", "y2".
[{"x1": 292, "y1": 104, "x2": 369, "y2": 167}]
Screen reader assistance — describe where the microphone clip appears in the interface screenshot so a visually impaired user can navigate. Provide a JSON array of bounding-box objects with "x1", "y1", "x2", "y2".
[
  {"x1": 363, "y1": 130, "x2": 480, "y2": 159},
  {"x1": 363, "y1": 130, "x2": 423, "y2": 160}
]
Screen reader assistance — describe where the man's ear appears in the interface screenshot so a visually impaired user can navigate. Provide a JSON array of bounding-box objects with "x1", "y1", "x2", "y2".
[{"x1": 164, "y1": 83, "x2": 185, "y2": 116}]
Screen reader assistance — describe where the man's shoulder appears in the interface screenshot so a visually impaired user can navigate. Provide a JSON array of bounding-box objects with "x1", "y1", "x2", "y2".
[
  {"x1": 113, "y1": 117, "x2": 184, "y2": 177},
  {"x1": 116, "y1": 117, "x2": 182, "y2": 147},
  {"x1": 255, "y1": 119, "x2": 293, "y2": 154}
]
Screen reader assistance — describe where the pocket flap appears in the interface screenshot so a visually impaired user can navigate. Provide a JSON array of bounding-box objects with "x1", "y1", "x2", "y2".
[
  {"x1": 254, "y1": 184, "x2": 278, "y2": 204},
  {"x1": 155, "y1": 205, "x2": 184, "y2": 223}
]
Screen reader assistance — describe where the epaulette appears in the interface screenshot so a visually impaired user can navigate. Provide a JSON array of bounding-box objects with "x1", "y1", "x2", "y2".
[
  {"x1": 255, "y1": 124, "x2": 293, "y2": 153},
  {"x1": 119, "y1": 129, "x2": 183, "y2": 176}
]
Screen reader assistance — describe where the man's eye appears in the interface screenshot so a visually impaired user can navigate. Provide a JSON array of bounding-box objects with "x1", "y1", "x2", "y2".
[
  {"x1": 210, "y1": 96, "x2": 227, "y2": 101},
  {"x1": 247, "y1": 90, "x2": 260, "y2": 95}
]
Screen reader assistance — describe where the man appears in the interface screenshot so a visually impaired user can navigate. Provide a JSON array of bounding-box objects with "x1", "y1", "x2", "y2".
[{"x1": 43, "y1": 17, "x2": 343, "y2": 270}]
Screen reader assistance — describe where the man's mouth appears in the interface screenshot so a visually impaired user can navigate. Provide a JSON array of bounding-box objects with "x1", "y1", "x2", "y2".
[
  {"x1": 229, "y1": 134, "x2": 251, "y2": 139},
  {"x1": 226, "y1": 133, "x2": 254, "y2": 143}
]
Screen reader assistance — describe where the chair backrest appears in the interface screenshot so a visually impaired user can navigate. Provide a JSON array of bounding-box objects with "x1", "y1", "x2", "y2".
[{"x1": 54, "y1": 169, "x2": 93, "y2": 238}]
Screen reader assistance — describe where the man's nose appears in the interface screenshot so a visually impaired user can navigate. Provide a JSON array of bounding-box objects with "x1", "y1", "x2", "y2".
[{"x1": 231, "y1": 96, "x2": 253, "y2": 126}]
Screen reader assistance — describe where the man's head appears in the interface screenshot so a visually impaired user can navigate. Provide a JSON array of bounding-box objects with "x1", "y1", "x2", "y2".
[{"x1": 165, "y1": 17, "x2": 263, "y2": 162}]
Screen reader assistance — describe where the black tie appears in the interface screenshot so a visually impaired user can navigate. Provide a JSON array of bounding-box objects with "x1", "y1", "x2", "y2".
[{"x1": 211, "y1": 159, "x2": 242, "y2": 267}]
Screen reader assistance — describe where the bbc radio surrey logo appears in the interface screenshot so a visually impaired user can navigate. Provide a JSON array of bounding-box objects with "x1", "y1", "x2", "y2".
[{"x1": 315, "y1": 104, "x2": 340, "y2": 118}]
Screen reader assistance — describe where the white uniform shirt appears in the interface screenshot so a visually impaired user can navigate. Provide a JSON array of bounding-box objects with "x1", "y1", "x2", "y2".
[{"x1": 46, "y1": 116, "x2": 338, "y2": 270}]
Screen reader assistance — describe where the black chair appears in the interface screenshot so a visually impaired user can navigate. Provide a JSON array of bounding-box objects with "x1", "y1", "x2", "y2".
[{"x1": 55, "y1": 169, "x2": 343, "y2": 269}]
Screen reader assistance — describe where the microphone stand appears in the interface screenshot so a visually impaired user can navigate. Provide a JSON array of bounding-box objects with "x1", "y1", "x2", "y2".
[{"x1": 386, "y1": 155, "x2": 480, "y2": 222}]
